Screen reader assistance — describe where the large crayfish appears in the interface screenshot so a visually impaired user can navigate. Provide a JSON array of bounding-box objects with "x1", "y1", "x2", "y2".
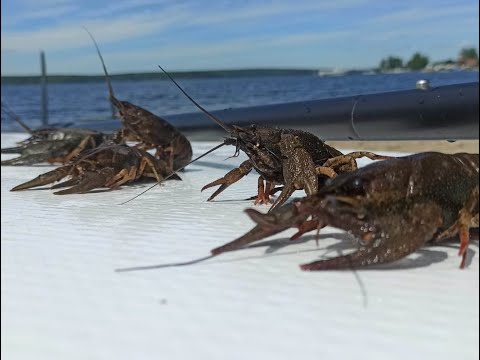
[
  {"x1": 10, "y1": 143, "x2": 180, "y2": 194},
  {"x1": 158, "y1": 67, "x2": 390, "y2": 212},
  {"x1": 210, "y1": 152, "x2": 479, "y2": 270}
]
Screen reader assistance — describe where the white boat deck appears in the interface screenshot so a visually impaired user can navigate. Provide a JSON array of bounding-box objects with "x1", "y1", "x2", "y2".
[{"x1": 1, "y1": 133, "x2": 478, "y2": 360}]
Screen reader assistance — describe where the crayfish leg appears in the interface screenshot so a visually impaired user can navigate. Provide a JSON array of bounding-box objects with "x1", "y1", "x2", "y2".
[
  {"x1": 436, "y1": 192, "x2": 478, "y2": 269},
  {"x1": 457, "y1": 207, "x2": 476, "y2": 269},
  {"x1": 458, "y1": 224, "x2": 469, "y2": 269},
  {"x1": 254, "y1": 177, "x2": 273, "y2": 205},
  {"x1": 322, "y1": 152, "x2": 392, "y2": 173},
  {"x1": 105, "y1": 167, "x2": 137, "y2": 188},
  {"x1": 62, "y1": 135, "x2": 96, "y2": 164}
]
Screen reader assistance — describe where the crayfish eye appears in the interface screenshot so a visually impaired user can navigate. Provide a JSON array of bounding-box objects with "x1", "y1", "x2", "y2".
[{"x1": 342, "y1": 177, "x2": 365, "y2": 195}]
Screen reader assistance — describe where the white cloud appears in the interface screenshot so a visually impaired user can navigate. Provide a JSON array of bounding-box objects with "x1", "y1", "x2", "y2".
[
  {"x1": 2, "y1": 0, "x2": 478, "y2": 74},
  {"x1": 188, "y1": 0, "x2": 370, "y2": 26},
  {"x1": 64, "y1": 30, "x2": 353, "y2": 73},
  {"x1": 79, "y1": 0, "x2": 172, "y2": 18},
  {"x1": 369, "y1": 4, "x2": 478, "y2": 24},
  {"x1": 1, "y1": 10, "x2": 190, "y2": 52},
  {"x1": 1, "y1": 0, "x2": 369, "y2": 53},
  {"x1": 1, "y1": 0, "x2": 77, "y2": 24}
]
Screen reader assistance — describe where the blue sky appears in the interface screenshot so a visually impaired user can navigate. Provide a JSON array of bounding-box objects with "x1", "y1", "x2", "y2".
[{"x1": 1, "y1": 0, "x2": 478, "y2": 75}]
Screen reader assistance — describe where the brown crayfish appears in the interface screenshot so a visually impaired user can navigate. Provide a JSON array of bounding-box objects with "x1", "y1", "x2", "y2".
[
  {"x1": 158, "y1": 67, "x2": 391, "y2": 212},
  {"x1": 210, "y1": 152, "x2": 479, "y2": 270},
  {"x1": 86, "y1": 30, "x2": 192, "y2": 173}
]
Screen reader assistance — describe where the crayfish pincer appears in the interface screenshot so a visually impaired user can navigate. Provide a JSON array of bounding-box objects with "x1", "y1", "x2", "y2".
[{"x1": 211, "y1": 152, "x2": 479, "y2": 270}]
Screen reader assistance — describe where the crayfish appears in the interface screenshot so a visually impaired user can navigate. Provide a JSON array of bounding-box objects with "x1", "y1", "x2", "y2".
[
  {"x1": 86, "y1": 30, "x2": 192, "y2": 173},
  {"x1": 10, "y1": 142, "x2": 180, "y2": 194},
  {"x1": 157, "y1": 67, "x2": 390, "y2": 212},
  {"x1": 209, "y1": 152, "x2": 479, "y2": 270},
  {"x1": 1, "y1": 102, "x2": 109, "y2": 166}
]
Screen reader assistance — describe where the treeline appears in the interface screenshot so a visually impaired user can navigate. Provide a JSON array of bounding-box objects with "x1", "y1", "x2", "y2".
[
  {"x1": 379, "y1": 47, "x2": 479, "y2": 71},
  {"x1": 1, "y1": 69, "x2": 316, "y2": 85}
]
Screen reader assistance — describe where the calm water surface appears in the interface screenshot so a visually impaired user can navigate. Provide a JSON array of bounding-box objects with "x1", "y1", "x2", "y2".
[{"x1": 1, "y1": 71, "x2": 478, "y2": 131}]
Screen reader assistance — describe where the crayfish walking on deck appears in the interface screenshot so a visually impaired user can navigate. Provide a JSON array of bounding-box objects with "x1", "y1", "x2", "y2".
[
  {"x1": 210, "y1": 152, "x2": 479, "y2": 270},
  {"x1": 156, "y1": 67, "x2": 391, "y2": 212}
]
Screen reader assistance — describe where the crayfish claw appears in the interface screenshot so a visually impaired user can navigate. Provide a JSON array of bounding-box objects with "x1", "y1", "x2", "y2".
[
  {"x1": 201, "y1": 160, "x2": 253, "y2": 201},
  {"x1": 11, "y1": 167, "x2": 72, "y2": 191},
  {"x1": 53, "y1": 168, "x2": 114, "y2": 195},
  {"x1": 50, "y1": 178, "x2": 80, "y2": 189},
  {"x1": 1, "y1": 146, "x2": 23, "y2": 154}
]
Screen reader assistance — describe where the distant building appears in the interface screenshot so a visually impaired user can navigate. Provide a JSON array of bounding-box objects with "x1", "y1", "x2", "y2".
[
  {"x1": 458, "y1": 50, "x2": 479, "y2": 68},
  {"x1": 458, "y1": 56, "x2": 479, "y2": 68}
]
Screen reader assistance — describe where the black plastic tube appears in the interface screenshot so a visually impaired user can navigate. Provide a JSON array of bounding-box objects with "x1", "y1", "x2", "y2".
[{"x1": 80, "y1": 81, "x2": 479, "y2": 141}]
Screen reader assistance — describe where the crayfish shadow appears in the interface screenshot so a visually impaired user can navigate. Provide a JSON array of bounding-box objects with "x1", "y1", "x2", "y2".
[
  {"x1": 246, "y1": 233, "x2": 354, "y2": 254},
  {"x1": 245, "y1": 233, "x2": 476, "y2": 270},
  {"x1": 192, "y1": 160, "x2": 236, "y2": 171},
  {"x1": 180, "y1": 168, "x2": 202, "y2": 174}
]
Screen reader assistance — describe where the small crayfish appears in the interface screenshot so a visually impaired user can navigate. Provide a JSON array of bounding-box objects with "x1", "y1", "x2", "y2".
[{"x1": 210, "y1": 152, "x2": 479, "y2": 270}]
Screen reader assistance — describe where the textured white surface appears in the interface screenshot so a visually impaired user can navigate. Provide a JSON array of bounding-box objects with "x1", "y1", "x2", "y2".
[{"x1": 1, "y1": 133, "x2": 479, "y2": 360}]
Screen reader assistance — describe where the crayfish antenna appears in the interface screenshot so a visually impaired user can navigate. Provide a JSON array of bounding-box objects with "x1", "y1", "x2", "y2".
[
  {"x1": 119, "y1": 141, "x2": 227, "y2": 205},
  {"x1": 1, "y1": 101, "x2": 33, "y2": 134},
  {"x1": 115, "y1": 254, "x2": 215, "y2": 272},
  {"x1": 83, "y1": 27, "x2": 121, "y2": 107},
  {"x1": 157, "y1": 65, "x2": 234, "y2": 133}
]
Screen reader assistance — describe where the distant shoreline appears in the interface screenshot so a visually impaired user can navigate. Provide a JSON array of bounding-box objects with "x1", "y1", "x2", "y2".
[
  {"x1": 1, "y1": 69, "x2": 317, "y2": 85},
  {"x1": 1, "y1": 67, "x2": 477, "y2": 85}
]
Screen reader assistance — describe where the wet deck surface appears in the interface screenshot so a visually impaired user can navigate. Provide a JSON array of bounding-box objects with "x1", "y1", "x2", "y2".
[{"x1": 1, "y1": 133, "x2": 479, "y2": 360}]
